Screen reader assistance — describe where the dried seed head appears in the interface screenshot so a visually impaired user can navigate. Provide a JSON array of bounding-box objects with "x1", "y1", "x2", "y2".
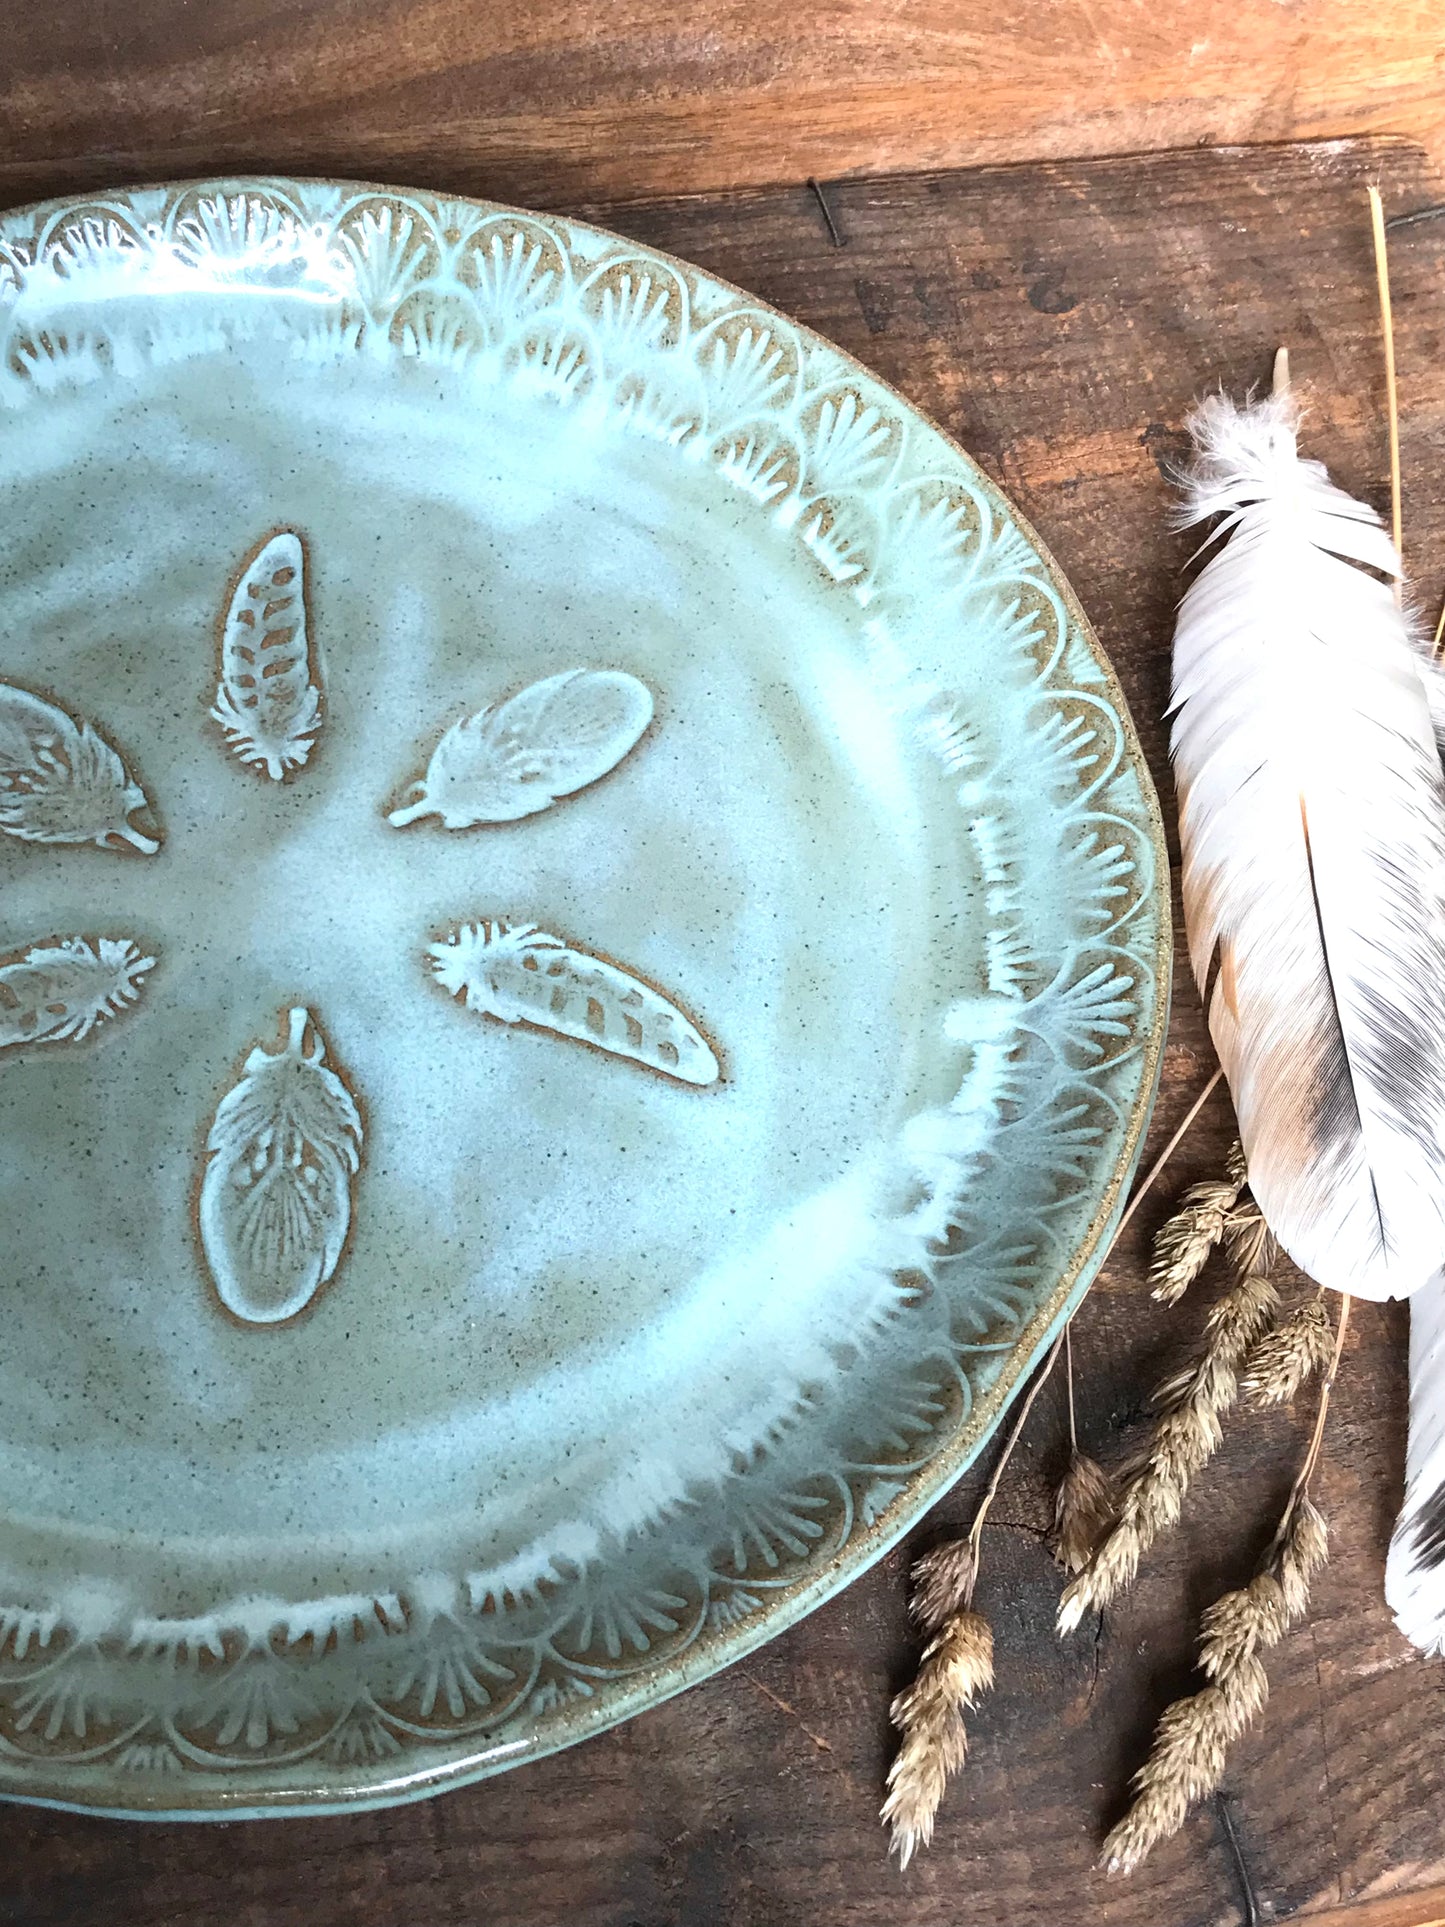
[
  {"x1": 1058, "y1": 1514, "x2": 1143, "y2": 1633},
  {"x1": 1101, "y1": 1684, "x2": 1239, "y2": 1874},
  {"x1": 1052, "y1": 1452, "x2": 1118, "y2": 1574},
  {"x1": 883, "y1": 1610, "x2": 994, "y2": 1869},
  {"x1": 1225, "y1": 1138, "x2": 1248, "y2": 1188},
  {"x1": 1100, "y1": 1493, "x2": 1333, "y2": 1874},
  {"x1": 1206, "y1": 1268, "x2": 1280, "y2": 1363},
  {"x1": 1274, "y1": 1497, "x2": 1329, "y2": 1619},
  {"x1": 1151, "y1": 1400, "x2": 1224, "y2": 1481},
  {"x1": 908, "y1": 1538, "x2": 976, "y2": 1631},
  {"x1": 1102, "y1": 1634, "x2": 1271, "y2": 1878},
  {"x1": 1150, "y1": 1174, "x2": 1241, "y2": 1305},
  {"x1": 1198, "y1": 1574, "x2": 1288, "y2": 1685},
  {"x1": 1244, "y1": 1296, "x2": 1334, "y2": 1407}
]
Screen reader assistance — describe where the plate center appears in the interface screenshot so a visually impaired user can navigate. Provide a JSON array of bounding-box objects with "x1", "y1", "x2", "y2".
[{"x1": 0, "y1": 341, "x2": 975, "y2": 1610}]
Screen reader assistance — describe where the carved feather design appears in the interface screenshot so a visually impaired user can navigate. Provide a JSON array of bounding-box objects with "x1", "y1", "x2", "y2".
[
  {"x1": 0, "y1": 683, "x2": 158, "y2": 852},
  {"x1": 200, "y1": 1008, "x2": 362, "y2": 1324},
  {"x1": 0, "y1": 936, "x2": 154, "y2": 1051},
  {"x1": 212, "y1": 532, "x2": 321, "y2": 780},
  {"x1": 428, "y1": 921, "x2": 719, "y2": 1086},
  {"x1": 389, "y1": 669, "x2": 653, "y2": 828}
]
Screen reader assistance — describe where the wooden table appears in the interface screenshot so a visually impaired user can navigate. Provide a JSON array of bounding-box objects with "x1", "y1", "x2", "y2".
[{"x1": 6, "y1": 131, "x2": 1445, "y2": 1927}]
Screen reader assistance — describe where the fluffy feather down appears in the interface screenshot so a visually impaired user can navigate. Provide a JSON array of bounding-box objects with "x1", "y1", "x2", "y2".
[{"x1": 1170, "y1": 389, "x2": 1445, "y2": 1301}]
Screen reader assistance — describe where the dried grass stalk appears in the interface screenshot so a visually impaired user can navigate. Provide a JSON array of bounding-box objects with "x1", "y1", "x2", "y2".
[
  {"x1": 1099, "y1": 1497, "x2": 1328, "y2": 1876},
  {"x1": 1149, "y1": 1142, "x2": 1248, "y2": 1305},
  {"x1": 1052, "y1": 1452, "x2": 1118, "y2": 1575},
  {"x1": 1100, "y1": 1278, "x2": 1347, "y2": 1885},
  {"x1": 1058, "y1": 1267, "x2": 1279, "y2": 1632},
  {"x1": 1244, "y1": 1294, "x2": 1334, "y2": 1406},
  {"x1": 883, "y1": 1331, "x2": 1071, "y2": 1868},
  {"x1": 882, "y1": 1595, "x2": 994, "y2": 1868}
]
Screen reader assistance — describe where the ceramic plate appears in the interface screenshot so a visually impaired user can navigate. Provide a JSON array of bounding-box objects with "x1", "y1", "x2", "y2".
[{"x1": 0, "y1": 179, "x2": 1167, "y2": 1817}]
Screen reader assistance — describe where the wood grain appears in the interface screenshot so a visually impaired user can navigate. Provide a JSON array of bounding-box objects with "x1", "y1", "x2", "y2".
[
  {"x1": 0, "y1": 3, "x2": 1444, "y2": 209},
  {"x1": 8, "y1": 135, "x2": 1445, "y2": 1927}
]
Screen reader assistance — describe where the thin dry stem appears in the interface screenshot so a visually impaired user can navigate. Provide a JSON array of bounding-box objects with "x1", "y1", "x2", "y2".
[
  {"x1": 1368, "y1": 187, "x2": 1404, "y2": 592},
  {"x1": 883, "y1": 1611, "x2": 993, "y2": 1868},
  {"x1": 1117, "y1": 1069, "x2": 1225, "y2": 1254},
  {"x1": 1243, "y1": 1294, "x2": 1333, "y2": 1406},
  {"x1": 1065, "y1": 1323, "x2": 1078, "y2": 1453},
  {"x1": 966, "y1": 1329, "x2": 1066, "y2": 1568}
]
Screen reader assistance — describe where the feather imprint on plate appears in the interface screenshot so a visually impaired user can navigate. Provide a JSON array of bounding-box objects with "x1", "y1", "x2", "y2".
[
  {"x1": 0, "y1": 682, "x2": 159, "y2": 852},
  {"x1": 1169, "y1": 382, "x2": 1445, "y2": 1305},
  {"x1": 388, "y1": 668, "x2": 653, "y2": 827},
  {"x1": 0, "y1": 936, "x2": 154, "y2": 1051},
  {"x1": 199, "y1": 1007, "x2": 362, "y2": 1324},
  {"x1": 211, "y1": 531, "x2": 322, "y2": 780},
  {"x1": 428, "y1": 920, "x2": 719, "y2": 1086}
]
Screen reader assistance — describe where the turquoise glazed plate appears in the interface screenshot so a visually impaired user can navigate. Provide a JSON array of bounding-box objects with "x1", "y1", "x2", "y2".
[{"x1": 0, "y1": 180, "x2": 1167, "y2": 1817}]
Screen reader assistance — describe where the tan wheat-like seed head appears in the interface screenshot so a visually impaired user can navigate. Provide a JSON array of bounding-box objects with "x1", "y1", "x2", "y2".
[{"x1": 1051, "y1": 1452, "x2": 1118, "y2": 1575}]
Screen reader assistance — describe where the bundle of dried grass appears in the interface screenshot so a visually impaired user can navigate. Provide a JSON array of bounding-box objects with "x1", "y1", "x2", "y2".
[
  {"x1": 1058, "y1": 1202, "x2": 1279, "y2": 1633},
  {"x1": 1099, "y1": 1278, "x2": 1347, "y2": 1875},
  {"x1": 884, "y1": 1075, "x2": 1231, "y2": 1868}
]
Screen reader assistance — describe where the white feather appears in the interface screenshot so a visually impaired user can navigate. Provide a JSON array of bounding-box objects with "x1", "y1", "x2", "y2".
[
  {"x1": 1170, "y1": 388, "x2": 1445, "y2": 1301},
  {"x1": 1388, "y1": 1269, "x2": 1445, "y2": 1651}
]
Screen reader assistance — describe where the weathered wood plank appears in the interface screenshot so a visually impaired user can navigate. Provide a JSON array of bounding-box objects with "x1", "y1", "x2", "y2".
[
  {"x1": 0, "y1": 4, "x2": 1444, "y2": 209},
  {"x1": 7, "y1": 136, "x2": 1445, "y2": 1927}
]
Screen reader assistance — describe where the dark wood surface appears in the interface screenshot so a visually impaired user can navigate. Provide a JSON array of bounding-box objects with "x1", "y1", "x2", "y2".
[
  {"x1": 8, "y1": 137, "x2": 1445, "y2": 1927},
  {"x1": 1, "y1": 2, "x2": 1444, "y2": 208}
]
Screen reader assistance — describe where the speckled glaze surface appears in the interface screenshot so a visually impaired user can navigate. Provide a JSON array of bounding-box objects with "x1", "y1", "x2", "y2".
[{"x1": 0, "y1": 179, "x2": 1168, "y2": 1817}]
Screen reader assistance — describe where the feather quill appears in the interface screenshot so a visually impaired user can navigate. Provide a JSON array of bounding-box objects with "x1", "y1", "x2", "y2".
[{"x1": 1170, "y1": 381, "x2": 1445, "y2": 1303}]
